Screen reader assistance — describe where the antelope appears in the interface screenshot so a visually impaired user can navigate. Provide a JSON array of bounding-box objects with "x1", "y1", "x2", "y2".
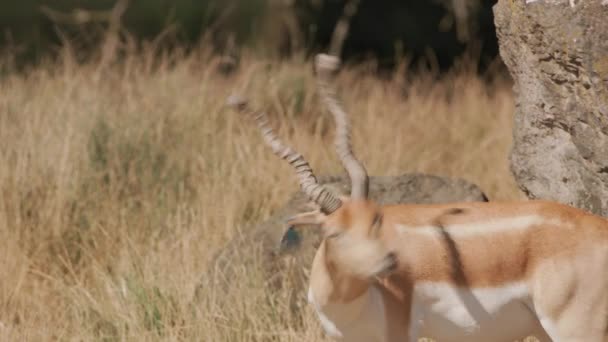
[{"x1": 227, "y1": 54, "x2": 608, "y2": 342}]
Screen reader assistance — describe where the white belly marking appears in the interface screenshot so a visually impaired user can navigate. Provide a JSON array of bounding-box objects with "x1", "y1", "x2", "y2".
[{"x1": 413, "y1": 282, "x2": 538, "y2": 342}]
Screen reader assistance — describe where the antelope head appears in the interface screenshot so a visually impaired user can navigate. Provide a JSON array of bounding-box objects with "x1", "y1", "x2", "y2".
[{"x1": 227, "y1": 54, "x2": 396, "y2": 305}]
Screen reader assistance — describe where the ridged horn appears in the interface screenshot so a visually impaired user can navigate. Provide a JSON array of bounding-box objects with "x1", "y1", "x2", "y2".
[
  {"x1": 314, "y1": 53, "x2": 369, "y2": 200},
  {"x1": 227, "y1": 94, "x2": 342, "y2": 214}
]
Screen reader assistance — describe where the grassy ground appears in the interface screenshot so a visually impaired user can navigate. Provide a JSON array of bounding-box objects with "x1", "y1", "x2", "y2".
[{"x1": 0, "y1": 49, "x2": 521, "y2": 341}]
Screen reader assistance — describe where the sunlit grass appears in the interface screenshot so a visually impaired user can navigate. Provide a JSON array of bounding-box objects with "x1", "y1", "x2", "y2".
[{"x1": 0, "y1": 48, "x2": 520, "y2": 341}]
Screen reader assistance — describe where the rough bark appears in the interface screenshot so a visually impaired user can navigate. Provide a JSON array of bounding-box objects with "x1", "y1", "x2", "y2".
[{"x1": 494, "y1": 0, "x2": 608, "y2": 215}]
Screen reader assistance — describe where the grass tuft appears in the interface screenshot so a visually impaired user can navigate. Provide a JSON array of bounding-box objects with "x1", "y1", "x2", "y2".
[{"x1": 0, "y1": 49, "x2": 520, "y2": 340}]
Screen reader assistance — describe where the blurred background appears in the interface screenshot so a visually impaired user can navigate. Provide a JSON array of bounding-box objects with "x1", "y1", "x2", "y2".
[
  {"x1": 0, "y1": 1, "x2": 522, "y2": 340},
  {"x1": 1, "y1": 0, "x2": 501, "y2": 72}
]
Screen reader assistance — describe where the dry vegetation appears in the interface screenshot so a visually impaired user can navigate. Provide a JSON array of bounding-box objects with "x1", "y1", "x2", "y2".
[{"x1": 0, "y1": 48, "x2": 522, "y2": 341}]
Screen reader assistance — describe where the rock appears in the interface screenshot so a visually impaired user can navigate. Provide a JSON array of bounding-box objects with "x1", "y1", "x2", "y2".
[
  {"x1": 197, "y1": 173, "x2": 487, "y2": 301},
  {"x1": 493, "y1": 0, "x2": 608, "y2": 216}
]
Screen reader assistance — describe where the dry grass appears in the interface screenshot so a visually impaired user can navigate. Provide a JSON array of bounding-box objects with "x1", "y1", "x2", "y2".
[{"x1": 0, "y1": 49, "x2": 521, "y2": 341}]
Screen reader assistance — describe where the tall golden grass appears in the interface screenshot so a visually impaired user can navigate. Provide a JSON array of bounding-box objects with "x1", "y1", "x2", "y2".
[{"x1": 0, "y1": 49, "x2": 521, "y2": 341}]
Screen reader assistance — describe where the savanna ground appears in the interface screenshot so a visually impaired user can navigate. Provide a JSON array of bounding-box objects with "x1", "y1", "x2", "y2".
[{"x1": 0, "y1": 47, "x2": 524, "y2": 341}]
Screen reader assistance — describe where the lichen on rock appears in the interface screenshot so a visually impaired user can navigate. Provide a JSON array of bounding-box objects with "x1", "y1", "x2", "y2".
[{"x1": 494, "y1": 0, "x2": 608, "y2": 215}]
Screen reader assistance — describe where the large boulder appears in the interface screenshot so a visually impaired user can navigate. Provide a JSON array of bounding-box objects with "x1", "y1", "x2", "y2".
[
  {"x1": 494, "y1": 0, "x2": 608, "y2": 216},
  {"x1": 197, "y1": 173, "x2": 487, "y2": 301}
]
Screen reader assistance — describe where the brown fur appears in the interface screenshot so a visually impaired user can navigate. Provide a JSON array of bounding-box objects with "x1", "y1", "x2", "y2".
[
  {"x1": 382, "y1": 200, "x2": 608, "y2": 286},
  {"x1": 300, "y1": 198, "x2": 608, "y2": 341}
]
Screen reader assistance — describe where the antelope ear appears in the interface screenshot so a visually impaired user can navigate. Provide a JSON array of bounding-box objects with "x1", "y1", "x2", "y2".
[
  {"x1": 278, "y1": 211, "x2": 324, "y2": 253},
  {"x1": 285, "y1": 210, "x2": 324, "y2": 226}
]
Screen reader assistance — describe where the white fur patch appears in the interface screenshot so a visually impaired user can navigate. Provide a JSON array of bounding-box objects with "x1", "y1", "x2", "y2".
[
  {"x1": 537, "y1": 313, "x2": 561, "y2": 341},
  {"x1": 308, "y1": 286, "x2": 388, "y2": 341},
  {"x1": 413, "y1": 281, "x2": 539, "y2": 341},
  {"x1": 332, "y1": 234, "x2": 392, "y2": 278},
  {"x1": 308, "y1": 288, "x2": 343, "y2": 338},
  {"x1": 397, "y1": 215, "x2": 546, "y2": 238}
]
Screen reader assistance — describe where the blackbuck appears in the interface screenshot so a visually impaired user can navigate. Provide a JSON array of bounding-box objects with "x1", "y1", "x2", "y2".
[{"x1": 227, "y1": 54, "x2": 608, "y2": 342}]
